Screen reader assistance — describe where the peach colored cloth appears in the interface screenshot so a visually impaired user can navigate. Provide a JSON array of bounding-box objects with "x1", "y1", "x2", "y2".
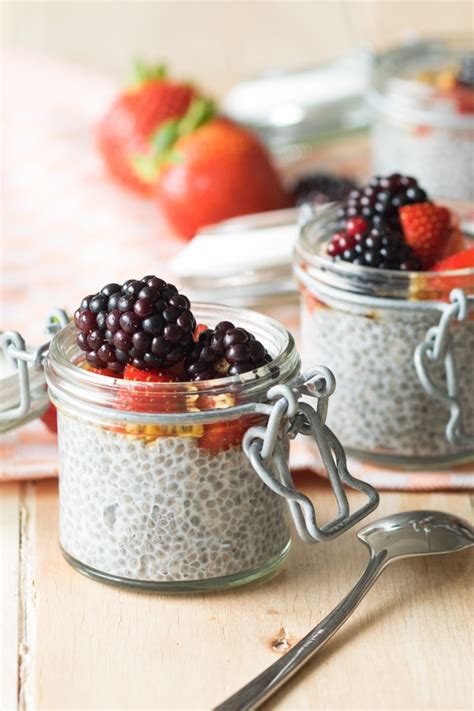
[{"x1": 1, "y1": 50, "x2": 473, "y2": 490}]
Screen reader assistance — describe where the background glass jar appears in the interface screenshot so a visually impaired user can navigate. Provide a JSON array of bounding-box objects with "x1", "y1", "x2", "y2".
[
  {"x1": 294, "y1": 204, "x2": 474, "y2": 469},
  {"x1": 45, "y1": 305, "x2": 301, "y2": 592},
  {"x1": 370, "y1": 37, "x2": 474, "y2": 202}
]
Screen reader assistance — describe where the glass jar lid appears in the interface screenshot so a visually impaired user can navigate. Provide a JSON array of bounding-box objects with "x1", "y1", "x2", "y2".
[
  {"x1": 0, "y1": 335, "x2": 49, "y2": 432},
  {"x1": 0, "y1": 310, "x2": 69, "y2": 432},
  {"x1": 169, "y1": 209, "x2": 299, "y2": 308}
]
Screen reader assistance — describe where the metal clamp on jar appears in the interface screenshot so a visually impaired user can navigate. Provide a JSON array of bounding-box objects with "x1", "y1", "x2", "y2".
[{"x1": 0, "y1": 309, "x2": 69, "y2": 433}]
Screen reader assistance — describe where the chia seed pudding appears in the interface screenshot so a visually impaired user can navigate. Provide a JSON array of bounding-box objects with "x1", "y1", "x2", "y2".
[
  {"x1": 370, "y1": 37, "x2": 474, "y2": 202},
  {"x1": 300, "y1": 293, "x2": 474, "y2": 465},
  {"x1": 295, "y1": 197, "x2": 474, "y2": 468},
  {"x1": 58, "y1": 413, "x2": 290, "y2": 585},
  {"x1": 45, "y1": 301, "x2": 301, "y2": 591}
]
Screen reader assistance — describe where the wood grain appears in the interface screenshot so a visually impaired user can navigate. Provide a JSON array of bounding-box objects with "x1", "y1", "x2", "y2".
[
  {"x1": 0, "y1": 483, "x2": 21, "y2": 711},
  {"x1": 1, "y1": 478, "x2": 469, "y2": 710}
]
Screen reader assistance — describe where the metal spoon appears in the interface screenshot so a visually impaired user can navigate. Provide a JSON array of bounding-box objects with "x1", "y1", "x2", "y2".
[{"x1": 215, "y1": 510, "x2": 474, "y2": 711}]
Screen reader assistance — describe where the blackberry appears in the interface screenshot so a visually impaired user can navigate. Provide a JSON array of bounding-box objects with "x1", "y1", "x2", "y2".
[
  {"x1": 185, "y1": 321, "x2": 271, "y2": 381},
  {"x1": 330, "y1": 226, "x2": 421, "y2": 271},
  {"x1": 293, "y1": 172, "x2": 358, "y2": 207},
  {"x1": 458, "y1": 54, "x2": 474, "y2": 88},
  {"x1": 74, "y1": 276, "x2": 196, "y2": 373},
  {"x1": 335, "y1": 173, "x2": 428, "y2": 233}
]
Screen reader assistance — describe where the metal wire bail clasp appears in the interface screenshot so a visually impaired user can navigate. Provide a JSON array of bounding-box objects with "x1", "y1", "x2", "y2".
[
  {"x1": 243, "y1": 367, "x2": 379, "y2": 543},
  {"x1": 414, "y1": 289, "x2": 474, "y2": 448},
  {"x1": 0, "y1": 309, "x2": 69, "y2": 423}
]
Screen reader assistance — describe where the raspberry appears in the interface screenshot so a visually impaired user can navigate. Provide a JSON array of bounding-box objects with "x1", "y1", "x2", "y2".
[
  {"x1": 185, "y1": 321, "x2": 271, "y2": 381},
  {"x1": 346, "y1": 217, "x2": 368, "y2": 237},
  {"x1": 74, "y1": 276, "x2": 196, "y2": 373}
]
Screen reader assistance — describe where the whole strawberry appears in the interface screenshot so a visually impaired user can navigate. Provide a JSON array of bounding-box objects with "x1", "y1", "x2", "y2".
[
  {"x1": 135, "y1": 99, "x2": 291, "y2": 238},
  {"x1": 158, "y1": 117, "x2": 290, "y2": 238},
  {"x1": 432, "y1": 247, "x2": 474, "y2": 272},
  {"x1": 97, "y1": 62, "x2": 195, "y2": 195}
]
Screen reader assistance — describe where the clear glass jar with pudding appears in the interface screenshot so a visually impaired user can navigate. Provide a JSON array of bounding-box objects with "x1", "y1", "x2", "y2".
[
  {"x1": 370, "y1": 37, "x2": 474, "y2": 202},
  {"x1": 295, "y1": 204, "x2": 474, "y2": 469},
  {"x1": 45, "y1": 304, "x2": 302, "y2": 591}
]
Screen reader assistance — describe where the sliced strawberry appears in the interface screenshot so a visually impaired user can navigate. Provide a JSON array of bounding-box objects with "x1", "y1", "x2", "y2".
[
  {"x1": 123, "y1": 364, "x2": 176, "y2": 383},
  {"x1": 97, "y1": 62, "x2": 196, "y2": 194},
  {"x1": 120, "y1": 364, "x2": 179, "y2": 413},
  {"x1": 441, "y1": 225, "x2": 466, "y2": 258},
  {"x1": 40, "y1": 403, "x2": 57, "y2": 433},
  {"x1": 198, "y1": 412, "x2": 264, "y2": 454},
  {"x1": 400, "y1": 203, "x2": 451, "y2": 268},
  {"x1": 198, "y1": 418, "x2": 248, "y2": 454},
  {"x1": 432, "y1": 247, "x2": 474, "y2": 272},
  {"x1": 453, "y1": 85, "x2": 474, "y2": 114}
]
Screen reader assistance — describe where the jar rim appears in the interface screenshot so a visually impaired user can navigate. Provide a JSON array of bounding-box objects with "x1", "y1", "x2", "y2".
[
  {"x1": 369, "y1": 35, "x2": 474, "y2": 129},
  {"x1": 295, "y1": 202, "x2": 474, "y2": 301},
  {"x1": 45, "y1": 303, "x2": 300, "y2": 421}
]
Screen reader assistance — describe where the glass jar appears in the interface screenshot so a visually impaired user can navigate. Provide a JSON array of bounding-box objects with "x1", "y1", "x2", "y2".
[
  {"x1": 44, "y1": 303, "x2": 378, "y2": 592},
  {"x1": 294, "y1": 205, "x2": 474, "y2": 469},
  {"x1": 370, "y1": 37, "x2": 474, "y2": 202}
]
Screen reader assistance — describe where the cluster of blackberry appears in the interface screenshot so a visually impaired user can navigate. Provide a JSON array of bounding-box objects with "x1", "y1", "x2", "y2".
[
  {"x1": 74, "y1": 279, "x2": 271, "y2": 379},
  {"x1": 185, "y1": 321, "x2": 271, "y2": 381},
  {"x1": 458, "y1": 54, "x2": 474, "y2": 88},
  {"x1": 293, "y1": 172, "x2": 358, "y2": 207},
  {"x1": 328, "y1": 174, "x2": 425, "y2": 270},
  {"x1": 74, "y1": 277, "x2": 196, "y2": 373}
]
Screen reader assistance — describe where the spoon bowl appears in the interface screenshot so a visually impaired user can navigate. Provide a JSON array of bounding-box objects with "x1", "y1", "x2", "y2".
[{"x1": 357, "y1": 510, "x2": 474, "y2": 562}]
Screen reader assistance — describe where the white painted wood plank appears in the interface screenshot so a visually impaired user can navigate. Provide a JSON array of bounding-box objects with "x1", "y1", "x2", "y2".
[
  {"x1": 27, "y1": 480, "x2": 473, "y2": 710},
  {"x1": 0, "y1": 483, "x2": 21, "y2": 711}
]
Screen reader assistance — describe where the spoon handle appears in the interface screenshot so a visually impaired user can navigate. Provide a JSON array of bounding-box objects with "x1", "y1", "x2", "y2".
[{"x1": 214, "y1": 551, "x2": 387, "y2": 711}]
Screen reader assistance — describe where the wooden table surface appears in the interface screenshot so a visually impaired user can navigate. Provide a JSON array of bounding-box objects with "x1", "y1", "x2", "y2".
[{"x1": 1, "y1": 477, "x2": 472, "y2": 711}]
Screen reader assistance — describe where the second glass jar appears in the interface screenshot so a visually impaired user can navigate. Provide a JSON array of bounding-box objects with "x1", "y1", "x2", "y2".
[{"x1": 294, "y1": 205, "x2": 474, "y2": 469}]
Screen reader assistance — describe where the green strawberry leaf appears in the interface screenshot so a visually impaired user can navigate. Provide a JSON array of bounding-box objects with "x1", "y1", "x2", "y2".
[
  {"x1": 177, "y1": 98, "x2": 216, "y2": 137},
  {"x1": 166, "y1": 150, "x2": 185, "y2": 165},
  {"x1": 151, "y1": 120, "x2": 180, "y2": 156},
  {"x1": 130, "y1": 59, "x2": 167, "y2": 87},
  {"x1": 133, "y1": 97, "x2": 215, "y2": 177},
  {"x1": 131, "y1": 153, "x2": 160, "y2": 183}
]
